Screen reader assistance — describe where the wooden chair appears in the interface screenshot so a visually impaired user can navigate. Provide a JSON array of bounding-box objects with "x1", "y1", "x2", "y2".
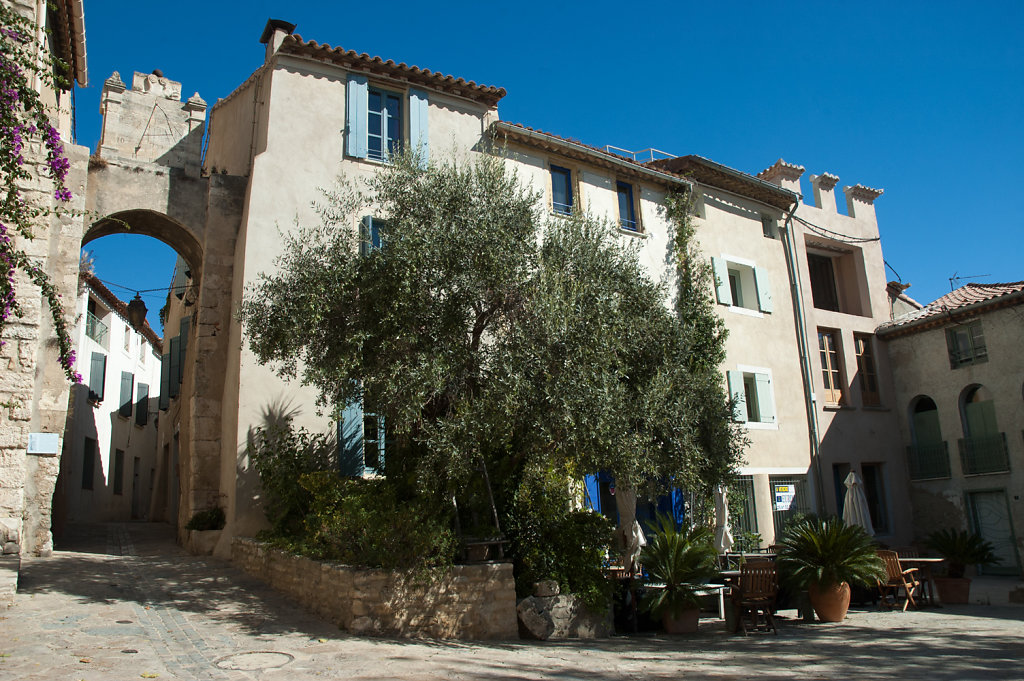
[
  {"x1": 877, "y1": 550, "x2": 920, "y2": 611},
  {"x1": 731, "y1": 560, "x2": 778, "y2": 634}
]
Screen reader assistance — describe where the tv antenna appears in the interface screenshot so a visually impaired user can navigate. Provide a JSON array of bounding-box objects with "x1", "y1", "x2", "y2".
[{"x1": 948, "y1": 272, "x2": 990, "y2": 291}]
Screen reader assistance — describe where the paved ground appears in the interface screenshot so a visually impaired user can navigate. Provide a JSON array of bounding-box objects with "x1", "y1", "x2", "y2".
[{"x1": 1, "y1": 523, "x2": 1022, "y2": 681}]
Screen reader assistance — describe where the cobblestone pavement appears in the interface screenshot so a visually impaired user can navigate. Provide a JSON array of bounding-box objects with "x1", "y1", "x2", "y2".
[{"x1": 1, "y1": 523, "x2": 1022, "y2": 681}]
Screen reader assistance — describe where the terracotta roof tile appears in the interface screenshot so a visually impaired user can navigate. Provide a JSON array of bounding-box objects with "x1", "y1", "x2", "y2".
[
  {"x1": 877, "y1": 281, "x2": 1024, "y2": 336},
  {"x1": 280, "y1": 35, "x2": 506, "y2": 106}
]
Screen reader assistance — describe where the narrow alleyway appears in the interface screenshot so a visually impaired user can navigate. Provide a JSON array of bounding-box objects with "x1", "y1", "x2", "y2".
[{"x1": 1, "y1": 522, "x2": 1022, "y2": 680}]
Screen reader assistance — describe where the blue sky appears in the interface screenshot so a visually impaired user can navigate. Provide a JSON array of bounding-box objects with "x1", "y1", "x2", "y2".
[{"x1": 77, "y1": 1, "x2": 1024, "y2": 331}]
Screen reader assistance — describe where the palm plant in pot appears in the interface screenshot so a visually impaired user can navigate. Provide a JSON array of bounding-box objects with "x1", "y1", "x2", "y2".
[
  {"x1": 640, "y1": 514, "x2": 720, "y2": 634},
  {"x1": 925, "y1": 529, "x2": 998, "y2": 604},
  {"x1": 776, "y1": 517, "x2": 885, "y2": 623}
]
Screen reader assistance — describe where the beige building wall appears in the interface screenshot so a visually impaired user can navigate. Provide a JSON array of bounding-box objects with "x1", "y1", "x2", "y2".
[{"x1": 884, "y1": 302, "x2": 1024, "y2": 575}]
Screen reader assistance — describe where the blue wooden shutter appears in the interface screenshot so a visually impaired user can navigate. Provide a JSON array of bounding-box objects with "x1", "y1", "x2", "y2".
[
  {"x1": 135, "y1": 383, "x2": 149, "y2": 426},
  {"x1": 754, "y1": 266, "x2": 773, "y2": 313},
  {"x1": 168, "y1": 337, "x2": 180, "y2": 398},
  {"x1": 338, "y1": 398, "x2": 365, "y2": 476},
  {"x1": 711, "y1": 257, "x2": 732, "y2": 305},
  {"x1": 159, "y1": 353, "x2": 170, "y2": 410},
  {"x1": 89, "y1": 352, "x2": 106, "y2": 401},
  {"x1": 346, "y1": 74, "x2": 368, "y2": 159},
  {"x1": 178, "y1": 316, "x2": 190, "y2": 385},
  {"x1": 754, "y1": 373, "x2": 775, "y2": 423},
  {"x1": 584, "y1": 474, "x2": 601, "y2": 512},
  {"x1": 727, "y1": 370, "x2": 747, "y2": 422},
  {"x1": 118, "y1": 371, "x2": 134, "y2": 418},
  {"x1": 670, "y1": 488, "x2": 687, "y2": 526},
  {"x1": 409, "y1": 88, "x2": 429, "y2": 168}
]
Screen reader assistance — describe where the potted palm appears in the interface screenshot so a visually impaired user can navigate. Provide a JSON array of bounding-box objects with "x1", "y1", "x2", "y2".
[
  {"x1": 640, "y1": 514, "x2": 720, "y2": 634},
  {"x1": 776, "y1": 517, "x2": 885, "y2": 622},
  {"x1": 926, "y1": 529, "x2": 998, "y2": 604}
]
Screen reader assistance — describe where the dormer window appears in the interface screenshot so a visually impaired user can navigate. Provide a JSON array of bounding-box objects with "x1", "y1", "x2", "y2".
[{"x1": 346, "y1": 75, "x2": 429, "y2": 165}]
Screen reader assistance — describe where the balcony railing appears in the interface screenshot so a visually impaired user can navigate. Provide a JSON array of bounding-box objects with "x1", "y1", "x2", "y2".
[
  {"x1": 85, "y1": 311, "x2": 108, "y2": 345},
  {"x1": 906, "y1": 442, "x2": 951, "y2": 480},
  {"x1": 958, "y1": 433, "x2": 1010, "y2": 476}
]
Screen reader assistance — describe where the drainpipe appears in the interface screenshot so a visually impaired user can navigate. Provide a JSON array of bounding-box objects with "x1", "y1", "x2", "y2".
[{"x1": 778, "y1": 206, "x2": 826, "y2": 514}]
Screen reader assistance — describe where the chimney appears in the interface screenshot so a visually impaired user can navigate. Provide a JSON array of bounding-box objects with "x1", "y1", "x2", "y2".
[
  {"x1": 757, "y1": 158, "x2": 805, "y2": 195},
  {"x1": 844, "y1": 184, "x2": 884, "y2": 222},
  {"x1": 809, "y1": 173, "x2": 840, "y2": 213},
  {"x1": 260, "y1": 19, "x2": 297, "y2": 63}
]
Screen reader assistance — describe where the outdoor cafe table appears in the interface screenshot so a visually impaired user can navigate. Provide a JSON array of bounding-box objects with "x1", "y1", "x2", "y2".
[{"x1": 899, "y1": 556, "x2": 946, "y2": 606}]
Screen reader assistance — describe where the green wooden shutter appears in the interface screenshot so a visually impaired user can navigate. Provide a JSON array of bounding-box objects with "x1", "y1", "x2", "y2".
[
  {"x1": 712, "y1": 257, "x2": 732, "y2": 305},
  {"x1": 754, "y1": 266, "x2": 773, "y2": 313},
  {"x1": 912, "y1": 409, "x2": 942, "y2": 447},
  {"x1": 727, "y1": 370, "x2": 747, "y2": 422},
  {"x1": 409, "y1": 88, "x2": 429, "y2": 168},
  {"x1": 346, "y1": 74, "x2": 368, "y2": 159},
  {"x1": 168, "y1": 337, "x2": 180, "y2": 399},
  {"x1": 178, "y1": 316, "x2": 190, "y2": 385},
  {"x1": 965, "y1": 400, "x2": 998, "y2": 438},
  {"x1": 754, "y1": 373, "x2": 775, "y2": 423},
  {"x1": 159, "y1": 353, "x2": 170, "y2": 410},
  {"x1": 135, "y1": 383, "x2": 149, "y2": 426},
  {"x1": 89, "y1": 352, "x2": 106, "y2": 401},
  {"x1": 119, "y1": 371, "x2": 134, "y2": 418},
  {"x1": 338, "y1": 398, "x2": 365, "y2": 476}
]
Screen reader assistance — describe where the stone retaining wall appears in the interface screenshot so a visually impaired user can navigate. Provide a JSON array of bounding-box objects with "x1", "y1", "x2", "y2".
[{"x1": 231, "y1": 537, "x2": 518, "y2": 639}]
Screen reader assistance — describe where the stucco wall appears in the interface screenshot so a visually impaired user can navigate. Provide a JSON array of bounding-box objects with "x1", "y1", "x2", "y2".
[{"x1": 232, "y1": 538, "x2": 518, "y2": 639}]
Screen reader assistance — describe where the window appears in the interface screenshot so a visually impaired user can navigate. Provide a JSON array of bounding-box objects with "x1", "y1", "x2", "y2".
[
  {"x1": 123, "y1": 328, "x2": 132, "y2": 353},
  {"x1": 854, "y1": 334, "x2": 880, "y2": 406},
  {"x1": 113, "y1": 449, "x2": 125, "y2": 496},
  {"x1": 616, "y1": 181, "x2": 638, "y2": 231},
  {"x1": 818, "y1": 328, "x2": 844, "y2": 405},
  {"x1": 727, "y1": 368, "x2": 776, "y2": 425},
  {"x1": 82, "y1": 437, "x2": 96, "y2": 490},
  {"x1": 85, "y1": 297, "x2": 109, "y2": 346},
  {"x1": 359, "y1": 216, "x2": 385, "y2": 255},
  {"x1": 118, "y1": 371, "x2": 134, "y2": 418},
  {"x1": 135, "y1": 383, "x2": 150, "y2": 426},
  {"x1": 946, "y1": 321, "x2": 987, "y2": 368},
  {"x1": 807, "y1": 253, "x2": 840, "y2": 311},
  {"x1": 550, "y1": 165, "x2": 573, "y2": 215},
  {"x1": 346, "y1": 75, "x2": 429, "y2": 165},
  {"x1": 761, "y1": 216, "x2": 776, "y2": 239},
  {"x1": 770, "y1": 475, "x2": 811, "y2": 536},
  {"x1": 88, "y1": 352, "x2": 106, "y2": 402},
  {"x1": 861, "y1": 463, "x2": 889, "y2": 534},
  {"x1": 338, "y1": 397, "x2": 386, "y2": 477},
  {"x1": 711, "y1": 257, "x2": 772, "y2": 314}
]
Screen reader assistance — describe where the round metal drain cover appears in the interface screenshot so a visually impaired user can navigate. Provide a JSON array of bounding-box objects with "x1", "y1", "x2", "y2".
[{"x1": 214, "y1": 651, "x2": 294, "y2": 671}]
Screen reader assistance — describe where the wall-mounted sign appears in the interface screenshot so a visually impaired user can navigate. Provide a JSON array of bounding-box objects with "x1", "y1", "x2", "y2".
[
  {"x1": 774, "y1": 484, "x2": 795, "y2": 511},
  {"x1": 27, "y1": 432, "x2": 60, "y2": 456}
]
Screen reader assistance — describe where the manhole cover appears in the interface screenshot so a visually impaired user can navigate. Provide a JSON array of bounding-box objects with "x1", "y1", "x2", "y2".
[{"x1": 214, "y1": 652, "x2": 294, "y2": 671}]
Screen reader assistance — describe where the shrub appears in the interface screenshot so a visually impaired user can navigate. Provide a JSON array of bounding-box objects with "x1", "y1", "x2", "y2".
[
  {"x1": 505, "y1": 464, "x2": 615, "y2": 610},
  {"x1": 926, "y1": 529, "x2": 999, "y2": 578},
  {"x1": 185, "y1": 507, "x2": 225, "y2": 531},
  {"x1": 776, "y1": 516, "x2": 884, "y2": 589}
]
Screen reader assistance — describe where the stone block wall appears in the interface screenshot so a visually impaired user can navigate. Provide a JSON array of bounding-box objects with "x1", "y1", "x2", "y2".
[{"x1": 232, "y1": 538, "x2": 519, "y2": 639}]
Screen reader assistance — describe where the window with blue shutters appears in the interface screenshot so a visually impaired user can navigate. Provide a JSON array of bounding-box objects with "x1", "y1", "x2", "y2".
[
  {"x1": 359, "y1": 216, "x2": 385, "y2": 255},
  {"x1": 550, "y1": 164, "x2": 573, "y2": 215},
  {"x1": 346, "y1": 75, "x2": 428, "y2": 166},
  {"x1": 88, "y1": 352, "x2": 106, "y2": 402},
  {"x1": 711, "y1": 256, "x2": 772, "y2": 314},
  {"x1": 727, "y1": 367, "x2": 777, "y2": 426},
  {"x1": 337, "y1": 396, "x2": 386, "y2": 477},
  {"x1": 367, "y1": 87, "x2": 402, "y2": 162},
  {"x1": 616, "y1": 181, "x2": 638, "y2": 231}
]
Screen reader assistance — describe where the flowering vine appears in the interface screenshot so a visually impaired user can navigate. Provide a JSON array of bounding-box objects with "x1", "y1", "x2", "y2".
[{"x1": 1, "y1": 7, "x2": 80, "y2": 382}]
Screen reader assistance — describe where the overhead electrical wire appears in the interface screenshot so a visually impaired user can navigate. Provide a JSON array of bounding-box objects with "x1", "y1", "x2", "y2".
[{"x1": 792, "y1": 214, "x2": 880, "y2": 244}]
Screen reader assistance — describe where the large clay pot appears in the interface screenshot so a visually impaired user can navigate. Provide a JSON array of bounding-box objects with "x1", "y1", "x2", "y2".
[
  {"x1": 934, "y1": 576, "x2": 971, "y2": 604},
  {"x1": 808, "y1": 581, "x2": 851, "y2": 622},
  {"x1": 662, "y1": 607, "x2": 700, "y2": 634}
]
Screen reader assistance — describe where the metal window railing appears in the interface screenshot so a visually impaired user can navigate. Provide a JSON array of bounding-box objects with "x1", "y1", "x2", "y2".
[
  {"x1": 85, "y1": 311, "x2": 108, "y2": 345},
  {"x1": 906, "y1": 442, "x2": 951, "y2": 480},
  {"x1": 958, "y1": 433, "x2": 1010, "y2": 475}
]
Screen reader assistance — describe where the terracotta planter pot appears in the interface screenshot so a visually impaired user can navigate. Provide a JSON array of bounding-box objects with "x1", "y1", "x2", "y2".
[
  {"x1": 934, "y1": 576, "x2": 971, "y2": 604},
  {"x1": 662, "y1": 607, "x2": 700, "y2": 634},
  {"x1": 808, "y1": 582, "x2": 851, "y2": 622}
]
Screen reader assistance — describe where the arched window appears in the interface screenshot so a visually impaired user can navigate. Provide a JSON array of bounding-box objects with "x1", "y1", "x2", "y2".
[
  {"x1": 958, "y1": 385, "x2": 1008, "y2": 475},
  {"x1": 907, "y1": 396, "x2": 949, "y2": 479}
]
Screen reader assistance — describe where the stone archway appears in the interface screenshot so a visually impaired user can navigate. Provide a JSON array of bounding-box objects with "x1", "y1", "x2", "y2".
[{"x1": 83, "y1": 209, "x2": 205, "y2": 286}]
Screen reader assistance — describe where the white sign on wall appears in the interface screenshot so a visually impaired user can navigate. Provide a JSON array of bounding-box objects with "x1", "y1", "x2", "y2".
[
  {"x1": 774, "y1": 484, "x2": 795, "y2": 511},
  {"x1": 27, "y1": 432, "x2": 60, "y2": 456}
]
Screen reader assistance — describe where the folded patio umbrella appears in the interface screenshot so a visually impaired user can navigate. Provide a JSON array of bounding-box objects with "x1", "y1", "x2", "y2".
[
  {"x1": 842, "y1": 471, "x2": 875, "y2": 536},
  {"x1": 714, "y1": 484, "x2": 734, "y2": 553}
]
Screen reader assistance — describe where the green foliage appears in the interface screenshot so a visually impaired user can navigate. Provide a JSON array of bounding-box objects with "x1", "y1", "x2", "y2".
[
  {"x1": 185, "y1": 507, "x2": 225, "y2": 531},
  {"x1": 299, "y1": 472, "x2": 456, "y2": 570},
  {"x1": 776, "y1": 517, "x2": 885, "y2": 589},
  {"x1": 732, "y1": 530, "x2": 763, "y2": 554},
  {"x1": 246, "y1": 422, "x2": 337, "y2": 535},
  {"x1": 640, "y1": 514, "x2": 720, "y2": 618},
  {"x1": 925, "y1": 529, "x2": 999, "y2": 578},
  {"x1": 505, "y1": 463, "x2": 615, "y2": 610}
]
